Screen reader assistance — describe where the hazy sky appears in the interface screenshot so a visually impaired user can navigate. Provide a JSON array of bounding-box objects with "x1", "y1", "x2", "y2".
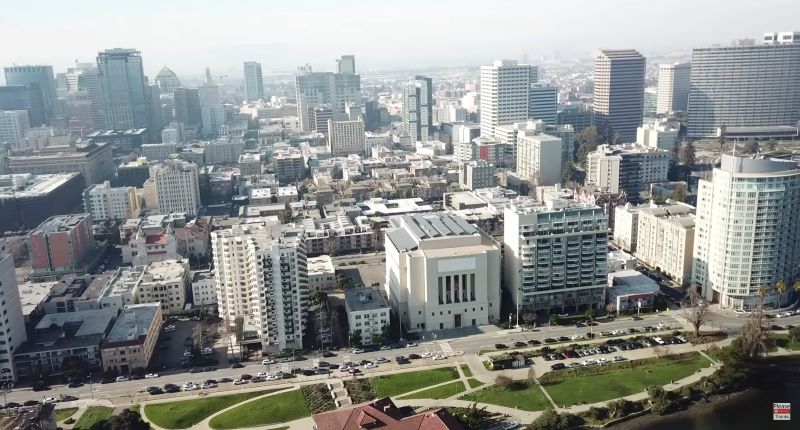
[{"x1": 1, "y1": 0, "x2": 799, "y2": 81}]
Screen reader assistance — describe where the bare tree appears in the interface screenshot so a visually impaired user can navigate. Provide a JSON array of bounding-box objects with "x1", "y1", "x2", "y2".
[
  {"x1": 494, "y1": 374, "x2": 513, "y2": 388},
  {"x1": 652, "y1": 345, "x2": 667, "y2": 358},
  {"x1": 740, "y1": 308, "x2": 769, "y2": 359},
  {"x1": 685, "y1": 286, "x2": 710, "y2": 337},
  {"x1": 605, "y1": 303, "x2": 617, "y2": 315},
  {"x1": 527, "y1": 367, "x2": 537, "y2": 384}
]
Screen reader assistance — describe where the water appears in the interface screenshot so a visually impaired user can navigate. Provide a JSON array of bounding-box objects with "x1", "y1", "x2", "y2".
[{"x1": 611, "y1": 359, "x2": 800, "y2": 430}]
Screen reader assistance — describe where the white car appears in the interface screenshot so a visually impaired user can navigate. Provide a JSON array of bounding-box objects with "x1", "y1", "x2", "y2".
[
  {"x1": 582, "y1": 359, "x2": 597, "y2": 366},
  {"x1": 115, "y1": 376, "x2": 129, "y2": 382},
  {"x1": 183, "y1": 351, "x2": 193, "y2": 357},
  {"x1": 614, "y1": 355, "x2": 627, "y2": 361},
  {"x1": 432, "y1": 354, "x2": 446, "y2": 360},
  {"x1": 266, "y1": 374, "x2": 280, "y2": 381},
  {"x1": 164, "y1": 325, "x2": 176, "y2": 332},
  {"x1": 262, "y1": 358, "x2": 275, "y2": 365},
  {"x1": 420, "y1": 352, "x2": 432, "y2": 358},
  {"x1": 255, "y1": 371, "x2": 269, "y2": 378},
  {"x1": 201, "y1": 347, "x2": 214, "y2": 355},
  {"x1": 43, "y1": 397, "x2": 57, "y2": 404},
  {"x1": 144, "y1": 373, "x2": 159, "y2": 379},
  {"x1": 364, "y1": 362, "x2": 377, "y2": 369},
  {"x1": 182, "y1": 382, "x2": 199, "y2": 391},
  {"x1": 352, "y1": 348, "x2": 365, "y2": 354},
  {"x1": 201, "y1": 382, "x2": 217, "y2": 389},
  {"x1": 597, "y1": 358, "x2": 609, "y2": 364},
  {"x1": 233, "y1": 378, "x2": 248, "y2": 385},
  {"x1": 340, "y1": 366, "x2": 352, "y2": 373},
  {"x1": 502, "y1": 421, "x2": 521, "y2": 430}
]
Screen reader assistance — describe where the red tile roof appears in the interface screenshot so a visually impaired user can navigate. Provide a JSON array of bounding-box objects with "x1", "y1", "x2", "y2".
[{"x1": 312, "y1": 398, "x2": 465, "y2": 430}]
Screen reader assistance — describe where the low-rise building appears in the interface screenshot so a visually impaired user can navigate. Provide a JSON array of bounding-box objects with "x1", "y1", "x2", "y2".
[
  {"x1": 613, "y1": 203, "x2": 642, "y2": 252},
  {"x1": 29, "y1": 213, "x2": 96, "y2": 278},
  {"x1": 8, "y1": 142, "x2": 114, "y2": 185},
  {"x1": 307, "y1": 255, "x2": 335, "y2": 291},
  {"x1": 100, "y1": 303, "x2": 163, "y2": 375},
  {"x1": 83, "y1": 181, "x2": 140, "y2": 221},
  {"x1": 238, "y1": 153, "x2": 262, "y2": 176},
  {"x1": 345, "y1": 287, "x2": 391, "y2": 345},
  {"x1": 138, "y1": 259, "x2": 190, "y2": 315},
  {"x1": 586, "y1": 144, "x2": 670, "y2": 202},
  {"x1": 312, "y1": 398, "x2": 464, "y2": 430},
  {"x1": 607, "y1": 270, "x2": 660, "y2": 314},
  {"x1": 458, "y1": 160, "x2": 495, "y2": 191},
  {"x1": 191, "y1": 271, "x2": 217, "y2": 306},
  {"x1": 0, "y1": 173, "x2": 85, "y2": 232}
]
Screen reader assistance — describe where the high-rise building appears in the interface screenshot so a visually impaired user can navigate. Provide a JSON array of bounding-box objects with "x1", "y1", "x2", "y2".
[
  {"x1": 337, "y1": 55, "x2": 356, "y2": 75},
  {"x1": 504, "y1": 189, "x2": 608, "y2": 313},
  {"x1": 592, "y1": 49, "x2": 646, "y2": 142},
  {"x1": 61, "y1": 65, "x2": 105, "y2": 129},
  {"x1": 83, "y1": 180, "x2": 140, "y2": 221},
  {"x1": 327, "y1": 120, "x2": 365, "y2": 156},
  {"x1": 529, "y1": 83, "x2": 557, "y2": 124},
  {"x1": 4, "y1": 65, "x2": 57, "y2": 121},
  {"x1": 384, "y1": 213, "x2": 502, "y2": 332},
  {"x1": 0, "y1": 86, "x2": 46, "y2": 126},
  {"x1": 634, "y1": 201, "x2": 695, "y2": 285},
  {"x1": 0, "y1": 110, "x2": 31, "y2": 149},
  {"x1": 211, "y1": 222, "x2": 308, "y2": 351},
  {"x1": 149, "y1": 160, "x2": 201, "y2": 215},
  {"x1": 480, "y1": 60, "x2": 538, "y2": 139},
  {"x1": 173, "y1": 88, "x2": 202, "y2": 128},
  {"x1": 656, "y1": 63, "x2": 691, "y2": 114},
  {"x1": 687, "y1": 38, "x2": 800, "y2": 137},
  {"x1": 693, "y1": 155, "x2": 800, "y2": 309},
  {"x1": 0, "y1": 254, "x2": 27, "y2": 382},
  {"x1": 154, "y1": 66, "x2": 181, "y2": 93},
  {"x1": 97, "y1": 49, "x2": 150, "y2": 130},
  {"x1": 458, "y1": 160, "x2": 495, "y2": 190},
  {"x1": 243, "y1": 61, "x2": 264, "y2": 102},
  {"x1": 402, "y1": 76, "x2": 433, "y2": 143},
  {"x1": 516, "y1": 131, "x2": 563, "y2": 186},
  {"x1": 585, "y1": 143, "x2": 670, "y2": 201},
  {"x1": 295, "y1": 57, "x2": 361, "y2": 132},
  {"x1": 309, "y1": 105, "x2": 333, "y2": 134},
  {"x1": 146, "y1": 84, "x2": 163, "y2": 141},
  {"x1": 557, "y1": 105, "x2": 593, "y2": 134},
  {"x1": 272, "y1": 147, "x2": 306, "y2": 184}
]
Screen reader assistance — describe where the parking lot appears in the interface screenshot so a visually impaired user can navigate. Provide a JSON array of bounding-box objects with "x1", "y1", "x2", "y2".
[{"x1": 151, "y1": 319, "x2": 226, "y2": 371}]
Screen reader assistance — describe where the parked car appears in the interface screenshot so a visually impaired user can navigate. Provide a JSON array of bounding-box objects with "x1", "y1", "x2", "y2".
[
  {"x1": 145, "y1": 373, "x2": 159, "y2": 379},
  {"x1": 550, "y1": 363, "x2": 566, "y2": 370},
  {"x1": 513, "y1": 341, "x2": 526, "y2": 348},
  {"x1": 380, "y1": 345, "x2": 393, "y2": 350},
  {"x1": 528, "y1": 339, "x2": 541, "y2": 345},
  {"x1": 115, "y1": 376, "x2": 129, "y2": 382},
  {"x1": 233, "y1": 378, "x2": 248, "y2": 385},
  {"x1": 262, "y1": 358, "x2": 276, "y2": 365},
  {"x1": 164, "y1": 325, "x2": 176, "y2": 333},
  {"x1": 494, "y1": 343, "x2": 508, "y2": 349},
  {"x1": 352, "y1": 348, "x2": 365, "y2": 354}
]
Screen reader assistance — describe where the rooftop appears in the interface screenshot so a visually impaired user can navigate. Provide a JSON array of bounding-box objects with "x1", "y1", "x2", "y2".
[
  {"x1": 103, "y1": 303, "x2": 161, "y2": 345},
  {"x1": 608, "y1": 270, "x2": 660, "y2": 297},
  {"x1": 357, "y1": 197, "x2": 433, "y2": 216},
  {"x1": 0, "y1": 173, "x2": 81, "y2": 198},
  {"x1": 345, "y1": 287, "x2": 390, "y2": 313},
  {"x1": 142, "y1": 259, "x2": 187, "y2": 283},
  {"x1": 307, "y1": 255, "x2": 334, "y2": 275},
  {"x1": 36, "y1": 309, "x2": 117, "y2": 337},
  {"x1": 31, "y1": 213, "x2": 90, "y2": 234},
  {"x1": 312, "y1": 397, "x2": 463, "y2": 430}
]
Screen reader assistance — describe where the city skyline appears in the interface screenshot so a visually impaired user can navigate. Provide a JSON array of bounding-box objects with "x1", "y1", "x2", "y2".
[{"x1": 2, "y1": 0, "x2": 799, "y2": 80}]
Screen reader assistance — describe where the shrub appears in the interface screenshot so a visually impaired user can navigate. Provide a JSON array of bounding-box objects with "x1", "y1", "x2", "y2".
[
  {"x1": 585, "y1": 406, "x2": 609, "y2": 421},
  {"x1": 65, "y1": 418, "x2": 75, "y2": 425},
  {"x1": 494, "y1": 375, "x2": 513, "y2": 388},
  {"x1": 529, "y1": 410, "x2": 583, "y2": 430},
  {"x1": 606, "y1": 399, "x2": 642, "y2": 418}
]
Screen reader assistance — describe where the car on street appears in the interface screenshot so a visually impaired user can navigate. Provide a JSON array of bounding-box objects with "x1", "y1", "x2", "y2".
[
  {"x1": 42, "y1": 397, "x2": 57, "y2": 404},
  {"x1": 614, "y1": 355, "x2": 627, "y2": 361},
  {"x1": 502, "y1": 421, "x2": 521, "y2": 430},
  {"x1": 231, "y1": 363, "x2": 244, "y2": 369},
  {"x1": 67, "y1": 381, "x2": 83, "y2": 388},
  {"x1": 183, "y1": 351, "x2": 193, "y2": 357},
  {"x1": 420, "y1": 352, "x2": 433, "y2": 358},
  {"x1": 550, "y1": 363, "x2": 566, "y2": 370},
  {"x1": 149, "y1": 387, "x2": 164, "y2": 395},
  {"x1": 558, "y1": 336, "x2": 569, "y2": 342},
  {"x1": 405, "y1": 342, "x2": 418, "y2": 347},
  {"x1": 201, "y1": 382, "x2": 218, "y2": 389},
  {"x1": 544, "y1": 338, "x2": 556, "y2": 343},
  {"x1": 233, "y1": 378, "x2": 248, "y2": 385},
  {"x1": 380, "y1": 345, "x2": 392, "y2": 350},
  {"x1": 528, "y1": 339, "x2": 541, "y2": 345},
  {"x1": 375, "y1": 357, "x2": 389, "y2": 363},
  {"x1": 513, "y1": 341, "x2": 526, "y2": 348},
  {"x1": 164, "y1": 325, "x2": 176, "y2": 333},
  {"x1": 322, "y1": 351, "x2": 336, "y2": 358},
  {"x1": 145, "y1": 373, "x2": 159, "y2": 379},
  {"x1": 408, "y1": 353, "x2": 421, "y2": 360},
  {"x1": 163, "y1": 384, "x2": 180, "y2": 393},
  {"x1": 494, "y1": 343, "x2": 508, "y2": 349},
  {"x1": 348, "y1": 367, "x2": 360, "y2": 375},
  {"x1": 262, "y1": 358, "x2": 275, "y2": 365},
  {"x1": 364, "y1": 362, "x2": 377, "y2": 369},
  {"x1": 251, "y1": 376, "x2": 266, "y2": 382},
  {"x1": 115, "y1": 376, "x2": 129, "y2": 382},
  {"x1": 182, "y1": 382, "x2": 199, "y2": 391},
  {"x1": 352, "y1": 348, "x2": 365, "y2": 354}
]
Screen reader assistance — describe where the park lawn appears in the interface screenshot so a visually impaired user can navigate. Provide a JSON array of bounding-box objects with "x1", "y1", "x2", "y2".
[
  {"x1": 772, "y1": 333, "x2": 800, "y2": 351},
  {"x1": 371, "y1": 367, "x2": 459, "y2": 397},
  {"x1": 399, "y1": 381, "x2": 466, "y2": 400},
  {"x1": 466, "y1": 378, "x2": 484, "y2": 388},
  {"x1": 73, "y1": 406, "x2": 113, "y2": 430},
  {"x1": 55, "y1": 408, "x2": 78, "y2": 422},
  {"x1": 208, "y1": 389, "x2": 310, "y2": 429},
  {"x1": 459, "y1": 363, "x2": 473, "y2": 377},
  {"x1": 145, "y1": 390, "x2": 275, "y2": 429},
  {"x1": 542, "y1": 353, "x2": 710, "y2": 406},
  {"x1": 460, "y1": 381, "x2": 552, "y2": 411}
]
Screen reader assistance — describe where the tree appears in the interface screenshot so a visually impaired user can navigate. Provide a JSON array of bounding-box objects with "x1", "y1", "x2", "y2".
[
  {"x1": 685, "y1": 286, "x2": 710, "y2": 337},
  {"x1": 669, "y1": 183, "x2": 688, "y2": 203},
  {"x1": 584, "y1": 309, "x2": 596, "y2": 320},
  {"x1": 521, "y1": 312, "x2": 536, "y2": 326},
  {"x1": 794, "y1": 279, "x2": 800, "y2": 299},
  {"x1": 776, "y1": 279, "x2": 787, "y2": 305},
  {"x1": 527, "y1": 367, "x2": 537, "y2": 384},
  {"x1": 494, "y1": 374, "x2": 513, "y2": 388},
  {"x1": 739, "y1": 310, "x2": 769, "y2": 360},
  {"x1": 233, "y1": 316, "x2": 244, "y2": 343},
  {"x1": 677, "y1": 140, "x2": 696, "y2": 167},
  {"x1": 717, "y1": 125, "x2": 726, "y2": 152},
  {"x1": 90, "y1": 409, "x2": 149, "y2": 430},
  {"x1": 612, "y1": 133, "x2": 622, "y2": 145},
  {"x1": 742, "y1": 139, "x2": 759, "y2": 154},
  {"x1": 349, "y1": 329, "x2": 362, "y2": 347},
  {"x1": 789, "y1": 326, "x2": 800, "y2": 346},
  {"x1": 561, "y1": 163, "x2": 579, "y2": 186},
  {"x1": 766, "y1": 139, "x2": 778, "y2": 152},
  {"x1": 452, "y1": 403, "x2": 490, "y2": 429},
  {"x1": 529, "y1": 410, "x2": 581, "y2": 430},
  {"x1": 605, "y1": 303, "x2": 617, "y2": 315},
  {"x1": 575, "y1": 127, "x2": 605, "y2": 166},
  {"x1": 61, "y1": 356, "x2": 90, "y2": 381},
  {"x1": 548, "y1": 314, "x2": 560, "y2": 326},
  {"x1": 758, "y1": 284, "x2": 769, "y2": 307}
]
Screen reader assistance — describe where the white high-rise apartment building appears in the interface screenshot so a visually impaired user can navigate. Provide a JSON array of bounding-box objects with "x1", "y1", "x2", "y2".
[
  {"x1": 693, "y1": 155, "x2": 800, "y2": 310},
  {"x1": 529, "y1": 83, "x2": 557, "y2": 124},
  {"x1": 586, "y1": 144, "x2": 670, "y2": 201},
  {"x1": 384, "y1": 213, "x2": 501, "y2": 332},
  {"x1": 636, "y1": 121, "x2": 679, "y2": 151},
  {"x1": 0, "y1": 254, "x2": 27, "y2": 382},
  {"x1": 243, "y1": 61, "x2": 264, "y2": 102},
  {"x1": 635, "y1": 202, "x2": 695, "y2": 285},
  {"x1": 656, "y1": 63, "x2": 691, "y2": 114},
  {"x1": 497, "y1": 120, "x2": 574, "y2": 173},
  {"x1": 211, "y1": 223, "x2": 308, "y2": 351},
  {"x1": 327, "y1": 120, "x2": 365, "y2": 156},
  {"x1": 402, "y1": 76, "x2": 433, "y2": 143},
  {"x1": 516, "y1": 132, "x2": 563, "y2": 186},
  {"x1": 593, "y1": 49, "x2": 646, "y2": 142},
  {"x1": 83, "y1": 181, "x2": 140, "y2": 221},
  {"x1": 479, "y1": 60, "x2": 538, "y2": 139},
  {"x1": 504, "y1": 188, "x2": 608, "y2": 313},
  {"x1": 149, "y1": 160, "x2": 201, "y2": 216},
  {"x1": 0, "y1": 110, "x2": 30, "y2": 149}
]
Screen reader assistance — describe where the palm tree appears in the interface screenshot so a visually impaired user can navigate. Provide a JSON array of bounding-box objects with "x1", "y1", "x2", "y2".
[
  {"x1": 776, "y1": 279, "x2": 787, "y2": 306},
  {"x1": 758, "y1": 284, "x2": 769, "y2": 308},
  {"x1": 794, "y1": 279, "x2": 800, "y2": 299}
]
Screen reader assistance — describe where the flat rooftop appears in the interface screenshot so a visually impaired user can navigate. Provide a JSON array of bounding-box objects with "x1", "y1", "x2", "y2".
[
  {"x1": 104, "y1": 303, "x2": 160, "y2": 345},
  {"x1": 0, "y1": 173, "x2": 81, "y2": 198},
  {"x1": 31, "y1": 213, "x2": 90, "y2": 234},
  {"x1": 345, "y1": 287, "x2": 390, "y2": 313},
  {"x1": 143, "y1": 259, "x2": 186, "y2": 283},
  {"x1": 36, "y1": 309, "x2": 117, "y2": 336},
  {"x1": 307, "y1": 255, "x2": 334, "y2": 275},
  {"x1": 608, "y1": 270, "x2": 660, "y2": 297},
  {"x1": 357, "y1": 198, "x2": 433, "y2": 216}
]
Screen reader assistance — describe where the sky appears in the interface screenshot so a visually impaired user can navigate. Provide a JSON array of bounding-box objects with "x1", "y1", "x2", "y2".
[{"x1": 1, "y1": 0, "x2": 799, "y2": 81}]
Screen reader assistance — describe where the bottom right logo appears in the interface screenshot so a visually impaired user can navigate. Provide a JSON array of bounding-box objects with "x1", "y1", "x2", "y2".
[{"x1": 773, "y1": 402, "x2": 791, "y2": 421}]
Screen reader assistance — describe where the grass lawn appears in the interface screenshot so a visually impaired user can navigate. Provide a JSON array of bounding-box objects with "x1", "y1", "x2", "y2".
[
  {"x1": 460, "y1": 381, "x2": 552, "y2": 411},
  {"x1": 772, "y1": 333, "x2": 800, "y2": 351},
  {"x1": 371, "y1": 367, "x2": 459, "y2": 397},
  {"x1": 209, "y1": 389, "x2": 310, "y2": 429},
  {"x1": 55, "y1": 408, "x2": 78, "y2": 422},
  {"x1": 399, "y1": 381, "x2": 466, "y2": 400},
  {"x1": 145, "y1": 390, "x2": 275, "y2": 429},
  {"x1": 73, "y1": 406, "x2": 113, "y2": 430},
  {"x1": 466, "y1": 378, "x2": 484, "y2": 388},
  {"x1": 542, "y1": 353, "x2": 710, "y2": 406},
  {"x1": 459, "y1": 363, "x2": 473, "y2": 377}
]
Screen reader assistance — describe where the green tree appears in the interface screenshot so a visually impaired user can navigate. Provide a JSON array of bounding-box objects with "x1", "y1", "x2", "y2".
[
  {"x1": 548, "y1": 314, "x2": 561, "y2": 326},
  {"x1": 742, "y1": 139, "x2": 759, "y2": 154},
  {"x1": 560, "y1": 163, "x2": 579, "y2": 186},
  {"x1": 233, "y1": 316, "x2": 245, "y2": 343},
  {"x1": 766, "y1": 139, "x2": 778, "y2": 151},
  {"x1": 575, "y1": 127, "x2": 606, "y2": 166},
  {"x1": 61, "y1": 356, "x2": 90, "y2": 381},
  {"x1": 349, "y1": 329, "x2": 363, "y2": 347},
  {"x1": 529, "y1": 410, "x2": 581, "y2": 430},
  {"x1": 452, "y1": 403, "x2": 490, "y2": 429}
]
